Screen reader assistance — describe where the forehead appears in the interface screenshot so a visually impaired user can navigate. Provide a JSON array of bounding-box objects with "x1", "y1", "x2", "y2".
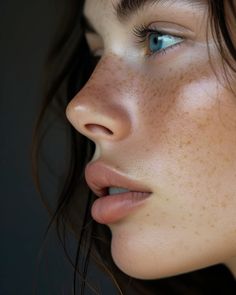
[
  {"x1": 83, "y1": 0, "x2": 121, "y2": 37},
  {"x1": 84, "y1": 0, "x2": 117, "y2": 19}
]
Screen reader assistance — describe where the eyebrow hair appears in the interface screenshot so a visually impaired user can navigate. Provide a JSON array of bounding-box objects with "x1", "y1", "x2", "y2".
[
  {"x1": 83, "y1": 0, "x2": 205, "y2": 34},
  {"x1": 115, "y1": 0, "x2": 205, "y2": 21}
]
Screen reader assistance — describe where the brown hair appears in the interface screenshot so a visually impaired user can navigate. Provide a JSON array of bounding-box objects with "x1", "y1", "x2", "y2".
[{"x1": 32, "y1": 1, "x2": 236, "y2": 294}]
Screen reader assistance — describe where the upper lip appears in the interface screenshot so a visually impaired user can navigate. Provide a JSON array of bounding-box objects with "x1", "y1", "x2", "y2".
[{"x1": 85, "y1": 160, "x2": 152, "y2": 197}]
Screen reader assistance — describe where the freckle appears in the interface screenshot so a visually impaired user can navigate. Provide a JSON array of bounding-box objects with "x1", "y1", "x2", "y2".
[
  {"x1": 201, "y1": 206, "x2": 206, "y2": 210},
  {"x1": 221, "y1": 201, "x2": 227, "y2": 208},
  {"x1": 224, "y1": 156, "x2": 230, "y2": 162},
  {"x1": 179, "y1": 73, "x2": 184, "y2": 81},
  {"x1": 188, "y1": 213, "x2": 192, "y2": 217},
  {"x1": 195, "y1": 231, "x2": 200, "y2": 235},
  {"x1": 146, "y1": 213, "x2": 150, "y2": 217},
  {"x1": 172, "y1": 225, "x2": 176, "y2": 229}
]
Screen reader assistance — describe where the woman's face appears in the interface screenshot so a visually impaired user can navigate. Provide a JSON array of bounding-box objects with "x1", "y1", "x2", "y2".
[{"x1": 66, "y1": 0, "x2": 236, "y2": 279}]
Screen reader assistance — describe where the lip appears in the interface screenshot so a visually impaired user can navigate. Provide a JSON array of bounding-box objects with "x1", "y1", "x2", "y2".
[
  {"x1": 85, "y1": 161, "x2": 152, "y2": 224},
  {"x1": 85, "y1": 161, "x2": 151, "y2": 197}
]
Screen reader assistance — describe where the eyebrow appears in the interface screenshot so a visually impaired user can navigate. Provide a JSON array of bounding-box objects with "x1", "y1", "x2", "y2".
[
  {"x1": 83, "y1": 0, "x2": 205, "y2": 33},
  {"x1": 115, "y1": 0, "x2": 205, "y2": 21}
]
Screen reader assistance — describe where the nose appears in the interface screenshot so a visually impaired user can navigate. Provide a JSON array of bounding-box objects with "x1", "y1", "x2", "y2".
[{"x1": 66, "y1": 58, "x2": 131, "y2": 143}]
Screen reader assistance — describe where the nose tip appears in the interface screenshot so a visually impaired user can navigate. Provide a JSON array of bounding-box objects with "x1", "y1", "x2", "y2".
[
  {"x1": 66, "y1": 53, "x2": 132, "y2": 143},
  {"x1": 66, "y1": 96, "x2": 131, "y2": 142}
]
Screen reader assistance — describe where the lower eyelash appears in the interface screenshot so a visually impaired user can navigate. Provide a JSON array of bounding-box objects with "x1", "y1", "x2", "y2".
[{"x1": 146, "y1": 41, "x2": 183, "y2": 60}]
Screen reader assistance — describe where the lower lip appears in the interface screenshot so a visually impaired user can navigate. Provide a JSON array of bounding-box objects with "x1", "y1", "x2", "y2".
[{"x1": 91, "y1": 192, "x2": 151, "y2": 224}]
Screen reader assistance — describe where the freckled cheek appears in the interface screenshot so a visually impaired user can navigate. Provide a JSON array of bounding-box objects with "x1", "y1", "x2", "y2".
[
  {"x1": 134, "y1": 70, "x2": 236, "y2": 181},
  {"x1": 135, "y1": 68, "x2": 218, "y2": 147}
]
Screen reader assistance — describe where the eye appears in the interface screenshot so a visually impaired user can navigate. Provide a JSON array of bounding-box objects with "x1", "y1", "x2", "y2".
[
  {"x1": 149, "y1": 33, "x2": 183, "y2": 55},
  {"x1": 85, "y1": 32, "x2": 103, "y2": 66},
  {"x1": 133, "y1": 24, "x2": 184, "y2": 57}
]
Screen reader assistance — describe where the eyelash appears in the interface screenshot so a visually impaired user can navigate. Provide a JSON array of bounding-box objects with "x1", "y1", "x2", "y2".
[
  {"x1": 132, "y1": 24, "x2": 184, "y2": 59},
  {"x1": 88, "y1": 24, "x2": 184, "y2": 64}
]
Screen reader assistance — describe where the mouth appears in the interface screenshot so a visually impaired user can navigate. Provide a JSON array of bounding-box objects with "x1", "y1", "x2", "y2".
[
  {"x1": 85, "y1": 161, "x2": 152, "y2": 224},
  {"x1": 108, "y1": 187, "x2": 130, "y2": 195},
  {"x1": 85, "y1": 161, "x2": 151, "y2": 198}
]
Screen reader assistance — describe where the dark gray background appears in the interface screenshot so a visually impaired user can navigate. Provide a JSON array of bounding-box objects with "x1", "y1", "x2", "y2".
[
  {"x1": 1, "y1": 1, "x2": 75, "y2": 294},
  {"x1": 0, "y1": 1, "x2": 117, "y2": 294},
  {"x1": 1, "y1": 0, "x2": 58, "y2": 294}
]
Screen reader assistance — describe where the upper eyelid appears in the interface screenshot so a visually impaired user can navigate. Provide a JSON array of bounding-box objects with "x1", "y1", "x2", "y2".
[
  {"x1": 82, "y1": 15, "x2": 98, "y2": 34},
  {"x1": 132, "y1": 25, "x2": 186, "y2": 48},
  {"x1": 142, "y1": 22, "x2": 195, "y2": 40}
]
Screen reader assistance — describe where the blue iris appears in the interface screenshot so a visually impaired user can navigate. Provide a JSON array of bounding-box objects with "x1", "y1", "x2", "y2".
[{"x1": 149, "y1": 33, "x2": 181, "y2": 53}]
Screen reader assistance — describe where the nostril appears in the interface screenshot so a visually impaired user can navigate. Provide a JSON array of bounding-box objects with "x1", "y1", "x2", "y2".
[{"x1": 85, "y1": 124, "x2": 114, "y2": 136}]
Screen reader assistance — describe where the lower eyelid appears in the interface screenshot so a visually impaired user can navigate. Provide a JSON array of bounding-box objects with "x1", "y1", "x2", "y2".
[{"x1": 145, "y1": 39, "x2": 187, "y2": 61}]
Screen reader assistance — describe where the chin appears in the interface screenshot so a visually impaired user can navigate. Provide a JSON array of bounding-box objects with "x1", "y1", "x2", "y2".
[
  {"x1": 110, "y1": 228, "x2": 228, "y2": 280},
  {"x1": 111, "y1": 241, "x2": 220, "y2": 280},
  {"x1": 110, "y1": 231, "x2": 179, "y2": 280},
  {"x1": 110, "y1": 244, "x2": 180, "y2": 279}
]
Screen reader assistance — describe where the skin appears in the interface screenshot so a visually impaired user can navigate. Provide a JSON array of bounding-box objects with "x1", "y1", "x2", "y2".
[{"x1": 66, "y1": 0, "x2": 236, "y2": 280}]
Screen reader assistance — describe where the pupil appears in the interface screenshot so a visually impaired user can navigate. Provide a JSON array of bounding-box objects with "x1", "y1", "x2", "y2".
[{"x1": 150, "y1": 33, "x2": 161, "y2": 52}]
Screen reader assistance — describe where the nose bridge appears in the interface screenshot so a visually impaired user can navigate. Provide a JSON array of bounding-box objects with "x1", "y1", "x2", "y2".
[
  {"x1": 88, "y1": 53, "x2": 128, "y2": 95},
  {"x1": 93, "y1": 53, "x2": 120, "y2": 80},
  {"x1": 81, "y1": 55, "x2": 125, "y2": 107},
  {"x1": 66, "y1": 54, "x2": 132, "y2": 142}
]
